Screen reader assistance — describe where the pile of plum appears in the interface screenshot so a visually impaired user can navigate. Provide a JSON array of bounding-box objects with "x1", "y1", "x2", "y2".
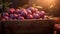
[{"x1": 1, "y1": 7, "x2": 46, "y2": 21}]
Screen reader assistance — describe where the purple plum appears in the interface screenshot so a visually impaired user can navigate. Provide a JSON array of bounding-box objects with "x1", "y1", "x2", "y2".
[
  {"x1": 2, "y1": 12, "x2": 9, "y2": 16},
  {"x1": 18, "y1": 16, "x2": 24, "y2": 20},
  {"x1": 39, "y1": 11, "x2": 46, "y2": 18},
  {"x1": 8, "y1": 8, "x2": 15, "y2": 14},
  {"x1": 26, "y1": 9, "x2": 32, "y2": 14},
  {"x1": 27, "y1": 14, "x2": 33, "y2": 19},
  {"x1": 33, "y1": 13, "x2": 40, "y2": 19},
  {"x1": 14, "y1": 9, "x2": 20, "y2": 14}
]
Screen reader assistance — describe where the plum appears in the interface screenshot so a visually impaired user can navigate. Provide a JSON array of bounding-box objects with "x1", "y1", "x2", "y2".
[
  {"x1": 33, "y1": 8, "x2": 39, "y2": 13},
  {"x1": 17, "y1": 14, "x2": 21, "y2": 16},
  {"x1": 39, "y1": 11, "x2": 45, "y2": 18},
  {"x1": 13, "y1": 14, "x2": 18, "y2": 19},
  {"x1": 18, "y1": 16, "x2": 24, "y2": 20},
  {"x1": 9, "y1": 14, "x2": 18, "y2": 19},
  {"x1": 40, "y1": 11, "x2": 45, "y2": 14},
  {"x1": 20, "y1": 9, "x2": 28, "y2": 17},
  {"x1": 8, "y1": 8, "x2": 15, "y2": 14},
  {"x1": 55, "y1": 24, "x2": 60, "y2": 31},
  {"x1": 26, "y1": 14, "x2": 33, "y2": 19},
  {"x1": 20, "y1": 11, "x2": 27, "y2": 17},
  {"x1": 10, "y1": 14, "x2": 14, "y2": 18},
  {"x1": 13, "y1": 14, "x2": 18, "y2": 17},
  {"x1": 26, "y1": 9, "x2": 32, "y2": 14},
  {"x1": 35, "y1": 11, "x2": 40, "y2": 14},
  {"x1": 27, "y1": 7, "x2": 35, "y2": 13},
  {"x1": 14, "y1": 9, "x2": 20, "y2": 14},
  {"x1": 2, "y1": 12, "x2": 9, "y2": 16},
  {"x1": 33, "y1": 13, "x2": 40, "y2": 19},
  {"x1": 1, "y1": 18, "x2": 6, "y2": 21},
  {"x1": 55, "y1": 24, "x2": 60, "y2": 29},
  {"x1": 9, "y1": 18, "x2": 13, "y2": 21},
  {"x1": 4, "y1": 16, "x2": 9, "y2": 20}
]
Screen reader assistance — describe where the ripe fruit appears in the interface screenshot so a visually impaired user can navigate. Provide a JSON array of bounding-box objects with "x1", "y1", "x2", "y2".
[
  {"x1": 10, "y1": 14, "x2": 17, "y2": 19},
  {"x1": 4, "y1": 16, "x2": 9, "y2": 20},
  {"x1": 1, "y1": 18, "x2": 6, "y2": 21},
  {"x1": 9, "y1": 18, "x2": 13, "y2": 20},
  {"x1": 13, "y1": 14, "x2": 18, "y2": 19},
  {"x1": 27, "y1": 14, "x2": 33, "y2": 19},
  {"x1": 55, "y1": 24, "x2": 60, "y2": 31},
  {"x1": 20, "y1": 9, "x2": 28, "y2": 17},
  {"x1": 18, "y1": 16, "x2": 24, "y2": 20},
  {"x1": 15, "y1": 9, "x2": 20, "y2": 14},
  {"x1": 35, "y1": 11, "x2": 40, "y2": 14},
  {"x1": 18, "y1": 14, "x2": 21, "y2": 16},
  {"x1": 8, "y1": 8, "x2": 15, "y2": 14},
  {"x1": 2, "y1": 12, "x2": 9, "y2": 16},
  {"x1": 27, "y1": 7, "x2": 35, "y2": 13},
  {"x1": 40, "y1": 11, "x2": 45, "y2": 14},
  {"x1": 1, "y1": 7, "x2": 46, "y2": 20},
  {"x1": 13, "y1": 14, "x2": 18, "y2": 17},
  {"x1": 26, "y1": 9, "x2": 32, "y2": 14},
  {"x1": 33, "y1": 13, "x2": 40, "y2": 19},
  {"x1": 39, "y1": 11, "x2": 45, "y2": 18},
  {"x1": 55, "y1": 24, "x2": 60, "y2": 28},
  {"x1": 10, "y1": 14, "x2": 14, "y2": 19}
]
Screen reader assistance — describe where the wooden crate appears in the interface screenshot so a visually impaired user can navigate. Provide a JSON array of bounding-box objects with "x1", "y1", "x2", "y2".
[{"x1": 1, "y1": 19, "x2": 54, "y2": 34}]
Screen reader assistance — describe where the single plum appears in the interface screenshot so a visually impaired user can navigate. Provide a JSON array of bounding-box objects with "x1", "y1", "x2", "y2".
[
  {"x1": 8, "y1": 8, "x2": 15, "y2": 14},
  {"x1": 26, "y1": 14, "x2": 33, "y2": 19},
  {"x1": 33, "y1": 13, "x2": 40, "y2": 19},
  {"x1": 26, "y1": 9, "x2": 32, "y2": 14},
  {"x1": 18, "y1": 16, "x2": 24, "y2": 20},
  {"x1": 15, "y1": 9, "x2": 20, "y2": 14}
]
